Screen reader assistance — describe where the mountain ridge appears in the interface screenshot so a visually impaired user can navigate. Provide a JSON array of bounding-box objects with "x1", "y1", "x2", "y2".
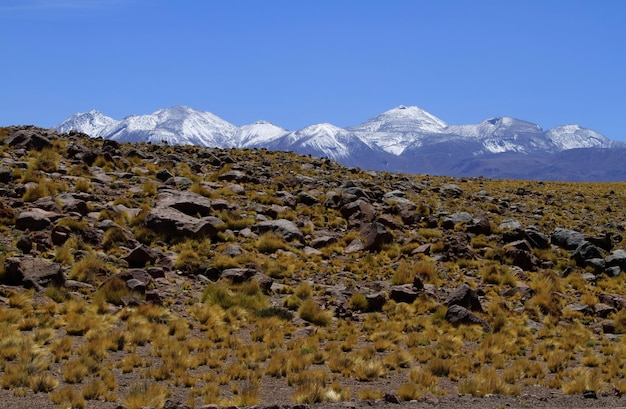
[{"x1": 55, "y1": 105, "x2": 626, "y2": 181}]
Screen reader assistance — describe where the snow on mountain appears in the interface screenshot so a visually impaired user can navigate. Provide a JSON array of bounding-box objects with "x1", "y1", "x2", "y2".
[
  {"x1": 55, "y1": 110, "x2": 117, "y2": 137},
  {"x1": 443, "y1": 117, "x2": 552, "y2": 154},
  {"x1": 348, "y1": 105, "x2": 448, "y2": 155},
  {"x1": 54, "y1": 104, "x2": 619, "y2": 181},
  {"x1": 544, "y1": 125, "x2": 611, "y2": 150},
  {"x1": 103, "y1": 106, "x2": 238, "y2": 147},
  {"x1": 236, "y1": 121, "x2": 289, "y2": 148},
  {"x1": 267, "y1": 123, "x2": 377, "y2": 161}
]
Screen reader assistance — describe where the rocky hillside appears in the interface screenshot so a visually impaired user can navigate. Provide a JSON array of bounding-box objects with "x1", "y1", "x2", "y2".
[{"x1": 1, "y1": 126, "x2": 626, "y2": 409}]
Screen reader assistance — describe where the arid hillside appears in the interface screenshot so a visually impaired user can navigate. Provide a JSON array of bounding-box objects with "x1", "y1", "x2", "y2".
[{"x1": 1, "y1": 126, "x2": 626, "y2": 409}]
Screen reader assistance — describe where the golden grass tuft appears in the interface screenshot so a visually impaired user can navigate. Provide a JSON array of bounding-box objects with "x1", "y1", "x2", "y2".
[
  {"x1": 256, "y1": 231, "x2": 291, "y2": 253},
  {"x1": 122, "y1": 382, "x2": 170, "y2": 409},
  {"x1": 298, "y1": 299, "x2": 333, "y2": 326}
]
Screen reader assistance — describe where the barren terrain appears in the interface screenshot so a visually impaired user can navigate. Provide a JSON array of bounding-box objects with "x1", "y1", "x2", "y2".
[{"x1": 1, "y1": 126, "x2": 626, "y2": 409}]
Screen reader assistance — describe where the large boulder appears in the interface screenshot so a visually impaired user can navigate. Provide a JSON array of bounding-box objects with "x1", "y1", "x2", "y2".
[
  {"x1": 15, "y1": 209, "x2": 62, "y2": 231},
  {"x1": 551, "y1": 228, "x2": 586, "y2": 250},
  {"x1": 4, "y1": 128, "x2": 52, "y2": 150},
  {"x1": 124, "y1": 245, "x2": 158, "y2": 268},
  {"x1": 442, "y1": 212, "x2": 473, "y2": 230},
  {"x1": 360, "y1": 222, "x2": 393, "y2": 252},
  {"x1": 389, "y1": 285, "x2": 419, "y2": 304},
  {"x1": 2, "y1": 256, "x2": 64, "y2": 289},
  {"x1": 256, "y1": 219, "x2": 304, "y2": 243},
  {"x1": 524, "y1": 226, "x2": 550, "y2": 249},
  {"x1": 606, "y1": 250, "x2": 626, "y2": 272},
  {"x1": 440, "y1": 183, "x2": 464, "y2": 198},
  {"x1": 156, "y1": 190, "x2": 213, "y2": 217},
  {"x1": 55, "y1": 193, "x2": 89, "y2": 215},
  {"x1": 445, "y1": 305, "x2": 491, "y2": 332},
  {"x1": 572, "y1": 242, "x2": 603, "y2": 267},
  {"x1": 340, "y1": 199, "x2": 375, "y2": 226},
  {"x1": 143, "y1": 207, "x2": 219, "y2": 239},
  {"x1": 445, "y1": 283, "x2": 483, "y2": 312}
]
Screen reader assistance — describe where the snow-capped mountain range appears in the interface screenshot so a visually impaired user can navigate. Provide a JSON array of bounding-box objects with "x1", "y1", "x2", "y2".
[{"x1": 56, "y1": 105, "x2": 626, "y2": 181}]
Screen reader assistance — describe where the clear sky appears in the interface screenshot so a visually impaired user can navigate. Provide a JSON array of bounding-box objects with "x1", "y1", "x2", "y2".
[{"x1": 1, "y1": 0, "x2": 625, "y2": 140}]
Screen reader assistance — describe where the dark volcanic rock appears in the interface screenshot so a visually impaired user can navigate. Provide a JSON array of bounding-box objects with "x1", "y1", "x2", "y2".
[
  {"x1": 389, "y1": 284, "x2": 419, "y2": 304},
  {"x1": 16, "y1": 209, "x2": 60, "y2": 231},
  {"x1": 365, "y1": 293, "x2": 387, "y2": 312},
  {"x1": 4, "y1": 128, "x2": 53, "y2": 150},
  {"x1": 445, "y1": 283, "x2": 483, "y2": 312},
  {"x1": 256, "y1": 219, "x2": 304, "y2": 243},
  {"x1": 572, "y1": 241, "x2": 603, "y2": 267},
  {"x1": 143, "y1": 207, "x2": 219, "y2": 239},
  {"x1": 504, "y1": 247, "x2": 540, "y2": 271},
  {"x1": 445, "y1": 304, "x2": 491, "y2": 332},
  {"x1": 606, "y1": 249, "x2": 626, "y2": 272},
  {"x1": 124, "y1": 245, "x2": 158, "y2": 268},
  {"x1": 360, "y1": 222, "x2": 393, "y2": 252},
  {"x1": 551, "y1": 228, "x2": 586, "y2": 250},
  {"x1": 2, "y1": 256, "x2": 65, "y2": 289}
]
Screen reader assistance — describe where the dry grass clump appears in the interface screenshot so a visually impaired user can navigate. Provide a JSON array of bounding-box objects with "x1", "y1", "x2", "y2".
[
  {"x1": 352, "y1": 357, "x2": 386, "y2": 381},
  {"x1": 95, "y1": 277, "x2": 133, "y2": 305},
  {"x1": 50, "y1": 386, "x2": 86, "y2": 409},
  {"x1": 458, "y1": 367, "x2": 520, "y2": 397},
  {"x1": 68, "y1": 253, "x2": 116, "y2": 284},
  {"x1": 298, "y1": 299, "x2": 333, "y2": 326},
  {"x1": 22, "y1": 178, "x2": 67, "y2": 201},
  {"x1": 479, "y1": 263, "x2": 516, "y2": 286},
  {"x1": 256, "y1": 231, "x2": 291, "y2": 253},
  {"x1": 348, "y1": 292, "x2": 368, "y2": 311},
  {"x1": 201, "y1": 280, "x2": 268, "y2": 311},
  {"x1": 122, "y1": 382, "x2": 170, "y2": 409},
  {"x1": 172, "y1": 238, "x2": 213, "y2": 274}
]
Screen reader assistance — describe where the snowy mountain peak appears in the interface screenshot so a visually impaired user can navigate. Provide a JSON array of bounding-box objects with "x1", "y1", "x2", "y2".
[
  {"x1": 301, "y1": 123, "x2": 346, "y2": 135},
  {"x1": 236, "y1": 121, "x2": 289, "y2": 147},
  {"x1": 56, "y1": 110, "x2": 117, "y2": 137},
  {"x1": 347, "y1": 105, "x2": 448, "y2": 155},
  {"x1": 545, "y1": 124, "x2": 610, "y2": 150}
]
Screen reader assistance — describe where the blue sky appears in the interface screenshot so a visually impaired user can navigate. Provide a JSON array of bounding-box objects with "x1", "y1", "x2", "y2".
[{"x1": 1, "y1": 0, "x2": 625, "y2": 140}]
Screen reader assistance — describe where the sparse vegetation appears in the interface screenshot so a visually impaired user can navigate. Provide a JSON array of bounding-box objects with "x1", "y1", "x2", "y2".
[{"x1": 0, "y1": 127, "x2": 625, "y2": 408}]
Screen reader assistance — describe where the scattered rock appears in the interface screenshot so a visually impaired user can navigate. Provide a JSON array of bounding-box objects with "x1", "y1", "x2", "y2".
[
  {"x1": 256, "y1": 219, "x2": 304, "y2": 243},
  {"x1": 389, "y1": 284, "x2": 419, "y2": 304},
  {"x1": 551, "y1": 228, "x2": 586, "y2": 250},
  {"x1": 440, "y1": 183, "x2": 464, "y2": 198},
  {"x1": 572, "y1": 241, "x2": 603, "y2": 267},
  {"x1": 445, "y1": 283, "x2": 483, "y2": 312},
  {"x1": 124, "y1": 245, "x2": 158, "y2": 268},
  {"x1": 16, "y1": 209, "x2": 60, "y2": 231},
  {"x1": 582, "y1": 389, "x2": 598, "y2": 399},
  {"x1": 2, "y1": 256, "x2": 64, "y2": 289},
  {"x1": 143, "y1": 207, "x2": 219, "y2": 239},
  {"x1": 445, "y1": 304, "x2": 491, "y2": 332},
  {"x1": 359, "y1": 222, "x2": 393, "y2": 251},
  {"x1": 365, "y1": 293, "x2": 386, "y2": 312}
]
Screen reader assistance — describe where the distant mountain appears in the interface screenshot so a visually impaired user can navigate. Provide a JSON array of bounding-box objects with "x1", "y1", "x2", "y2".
[
  {"x1": 235, "y1": 121, "x2": 289, "y2": 148},
  {"x1": 544, "y1": 125, "x2": 612, "y2": 150},
  {"x1": 346, "y1": 105, "x2": 448, "y2": 155},
  {"x1": 264, "y1": 123, "x2": 396, "y2": 168},
  {"x1": 55, "y1": 105, "x2": 626, "y2": 181},
  {"x1": 56, "y1": 109, "x2": 117, "y2": 137}
]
